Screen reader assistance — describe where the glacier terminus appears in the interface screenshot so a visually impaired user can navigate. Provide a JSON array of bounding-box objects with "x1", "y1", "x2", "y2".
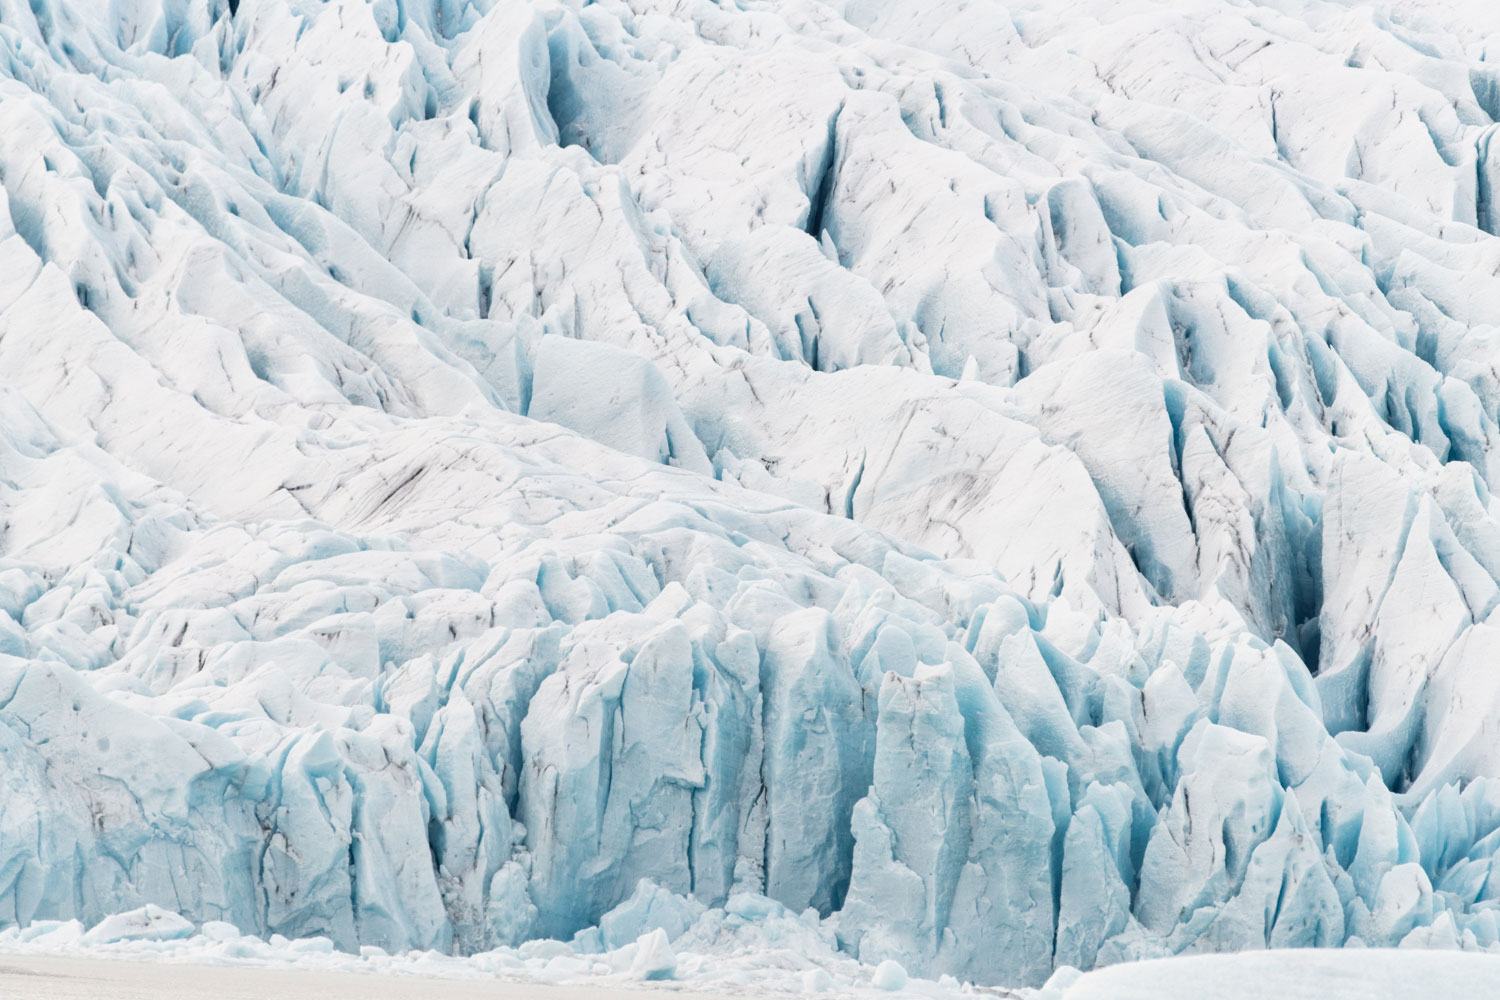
[{"x1": 4, "y1": 0, "x2": 1500, "y2": 993}]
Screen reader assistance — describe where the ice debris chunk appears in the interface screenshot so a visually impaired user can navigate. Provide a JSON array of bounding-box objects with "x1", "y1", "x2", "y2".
[
  {"x1": 872, "y1": 960, "x2": 908, "y2": 991},
  {"x1": 628, "y1": 928, "x2": 677, "y2": 981},
  {"x1": 82, "y1": 906, "x2": 195, "y2": 946}
]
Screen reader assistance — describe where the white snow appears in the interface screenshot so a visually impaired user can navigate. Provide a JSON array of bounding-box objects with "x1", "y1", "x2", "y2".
[
  {"x1": 4, "y1": 0, "x2": 1500, "y2": 992},
  {"x1": 1044, "y1": 949, "x2": 1500, "y2": 1000}
]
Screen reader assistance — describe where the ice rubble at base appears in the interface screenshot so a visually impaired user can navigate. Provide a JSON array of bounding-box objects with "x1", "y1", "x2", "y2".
[
  {"x1": 0, "y1": 895, "x2": 950, "y2": 997},
  {"x1": 9, "y1": 0, "x2": 1500, "y2": 991},
  {"x1": 8, "y1": 899, "x2": 1500, "y2": 1000}
]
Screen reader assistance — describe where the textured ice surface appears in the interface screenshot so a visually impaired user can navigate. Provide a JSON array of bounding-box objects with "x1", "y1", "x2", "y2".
[
  {"x1": 7, "y1": 0, "x2": 1500, "y2": 990},
  {"x1": 7, "y1": 913, "x2": 1500, "y2": 1000},
  {"x1": 0, "y1": 901, "x2": 949, "y2": 997}
]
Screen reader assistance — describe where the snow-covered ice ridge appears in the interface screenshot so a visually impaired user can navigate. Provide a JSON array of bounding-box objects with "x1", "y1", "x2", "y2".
[{"x1": 6, "y1": 0, "x2": 1500, "y2": 988}]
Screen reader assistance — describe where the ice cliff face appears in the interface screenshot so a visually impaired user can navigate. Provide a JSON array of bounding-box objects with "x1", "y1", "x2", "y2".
[{"x1": 6, "y1": 0, "x2": 1500, "y2": 986}]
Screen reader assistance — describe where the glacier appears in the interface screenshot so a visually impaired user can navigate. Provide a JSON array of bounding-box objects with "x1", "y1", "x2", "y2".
[{"x1": 5, "y1": 0, "x2": 1500, "y2": 989}]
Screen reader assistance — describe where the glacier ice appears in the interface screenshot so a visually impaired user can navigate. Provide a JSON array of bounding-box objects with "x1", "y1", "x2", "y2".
[{"x1": 6, "y1": 0, "x2": 1500, "y2": 990}]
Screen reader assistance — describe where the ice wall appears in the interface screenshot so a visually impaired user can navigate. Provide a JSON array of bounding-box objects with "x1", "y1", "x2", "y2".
[{"x1": 5, "y1": 0, "x2": 1500, "y2": 987}]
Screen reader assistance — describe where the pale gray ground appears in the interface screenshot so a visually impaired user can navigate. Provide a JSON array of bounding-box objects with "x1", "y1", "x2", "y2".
[{"x1": 0, "y1": 955, "x2": 723, "y2": 1000}]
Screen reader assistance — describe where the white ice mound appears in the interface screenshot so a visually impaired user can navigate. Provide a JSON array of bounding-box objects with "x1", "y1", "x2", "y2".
[
  {"x1": 627, "y1": 928, "x2": 677, "y2": 982},
  {"x1": 6, "y1": 0, "x2": 1500, "y2": 991},
  {"x1": 81, "y1": 906, "x2": 195, "y2": 946}
]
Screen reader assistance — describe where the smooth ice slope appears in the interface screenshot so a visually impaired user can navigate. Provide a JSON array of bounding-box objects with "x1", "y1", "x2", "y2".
[
  {"x1": 1044, "y1": 949, "x2": 1500, "y2": 1000},
  {"x1": 6, "y1": 0, "x2": 1500, "y2": 989}
]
